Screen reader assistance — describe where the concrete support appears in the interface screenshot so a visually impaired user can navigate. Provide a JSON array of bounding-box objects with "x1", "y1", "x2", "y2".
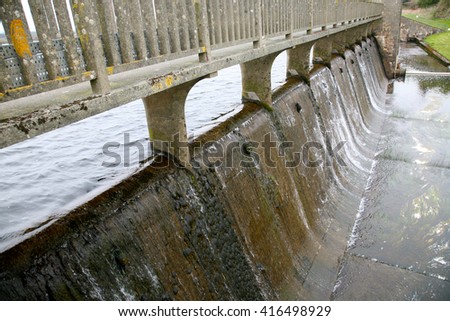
[
  {"x1": 345, "y1": 25, "x2": 364, "y2": 47},
  {"x1": 332, "y1": 31, "x2": 347, "y2": 56},
  {"x1": 374, "y1": 0, "x2": 402, "y2": 78},
  {"x1": 143, "y1": 80, "x2": 200, "y2": 167},
  {"x1": 240, "y1": 52, "x2": 279, "y2": 108},
  {"x1": 314, "y1": 37, "x2": 333, "y2": 66},
  {"x1": 287, "y1": 42, "x2": 315, "y2": 81}
]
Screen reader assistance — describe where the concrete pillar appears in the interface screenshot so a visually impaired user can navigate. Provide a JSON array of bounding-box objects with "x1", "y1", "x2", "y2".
[
  {"x1": 314, "y1": 37, "x2": 333, "y2": 66},
  {"x1": 287, "y1": 42, "x2": 314, "y2": 82},
  {"x1": 332, "y1": 31, "x2": 347, "y2": 56},
  {"x1": 374, "y1": 0, "x2": 402, "y2": 78},
  {"x1": 143, "y1": 79, "x2": 199, "y2": 167},
  {"x1": 345, "y1": 25, "x2": 364, "y2": 47},
  {"x1": 240, "y1": 52, "x2": 279, "y2": 108}
]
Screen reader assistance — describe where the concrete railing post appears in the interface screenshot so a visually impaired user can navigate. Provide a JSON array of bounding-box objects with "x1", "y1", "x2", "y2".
[
  {"x1": 287, "y1": 0, "x2": 294, "y2": 39},
  {"x1": 28, "y1": 0, "x2": 59, "y2": 80},
  {"x1": 194, "y1": 0, "x2": 211, "y2": 63},
  {"x1": 308, "y1": 0, "x2": 313, "y2": 34},
  {"x1": 254, "y1": 0, "x2": 263, "y2": 48},
  {"x1": 72, "y1": 0, "x2": 111, "y2": 94},
  {"x1": 1, "y1": 0, "x2": 38, "y2": 86},
  {"x1": 54, "y1": 0, "x2": 83, "y2": 74}
]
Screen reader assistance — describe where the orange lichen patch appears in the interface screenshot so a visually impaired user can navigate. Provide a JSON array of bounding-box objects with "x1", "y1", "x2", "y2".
[{"x1": 10, "y1": 20, "x2": 32, "y2": 58}]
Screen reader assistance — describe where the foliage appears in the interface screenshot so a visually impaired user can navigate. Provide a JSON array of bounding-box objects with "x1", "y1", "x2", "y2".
[{"x1": 417, "y1": 0, "x2": 440, "y2": 8}]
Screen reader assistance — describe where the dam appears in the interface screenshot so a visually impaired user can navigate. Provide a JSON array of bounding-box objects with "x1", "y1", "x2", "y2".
[{"x1": 0, "y1": 0, "x2": 449, "y2": 300}]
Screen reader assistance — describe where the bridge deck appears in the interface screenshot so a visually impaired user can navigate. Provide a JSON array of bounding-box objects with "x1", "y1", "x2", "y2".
[{"x1": 0, "y1": 18, "x2": 380, "y2": 148}]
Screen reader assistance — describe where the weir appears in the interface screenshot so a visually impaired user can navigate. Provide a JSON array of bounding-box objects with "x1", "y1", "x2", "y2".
[{"x1": 2, "y1": 0, "x2": 448, "y2": 301}]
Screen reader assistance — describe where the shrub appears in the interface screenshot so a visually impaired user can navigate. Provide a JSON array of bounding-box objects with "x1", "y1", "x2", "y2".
[{"x1": 418, "y1": 0, "x2": 440, "y2": 7}]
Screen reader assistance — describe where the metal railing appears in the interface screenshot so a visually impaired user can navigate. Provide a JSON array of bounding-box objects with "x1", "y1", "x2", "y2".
[{"x1": 0, "y1": 0, "x2": 383, "y2": 97}]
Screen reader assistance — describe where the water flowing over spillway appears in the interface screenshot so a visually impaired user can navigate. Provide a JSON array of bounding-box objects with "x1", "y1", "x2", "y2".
[{"x1": 0, "y1": 38, "x2": 449, "y2": 300}]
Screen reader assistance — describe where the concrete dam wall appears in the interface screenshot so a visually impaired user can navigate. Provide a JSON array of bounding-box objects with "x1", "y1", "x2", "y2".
[{"x1": 0, "y1": 38, "x2": 389, "y2": 301}]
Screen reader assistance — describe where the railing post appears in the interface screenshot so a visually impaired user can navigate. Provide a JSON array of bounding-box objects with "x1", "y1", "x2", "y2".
[
  {"x1": 42, "y1": 0, "x2": 59, "y2": 39},
  {"x1": 0, "y1": 54, "x2": 7, "y2": 93},
  {"x1": 254, "y1": 0, "x2": 263, "y2": 48},
  {"x1": 72, "y1": 0, "x2": 110, "y2": 95},
  {"x1": 129, "y1": 0, "x2": 148, "y2": 60},
  {"x1": 322, "y1": 0, "x2": 327, "y2": 31},
  {"x1": 287, "y1": 0, "x2": 293, "y2": 39},
  {"x1": 140, "y1": 0, "x2": 160, "y2": 57},
  {"x1": 194, "y1": 0, "x2": 211, "y2": 63},
  {"x1": 54, "y1": 0, "x2": 83, "y2": 74},
  {"x1": 28, "y1": 0, "x2": 59, "y2": 80},
  {"x1": 308, "y1": 0, "x2": 313, "y2": 34},
  {"x1": 1, "y1": 0, "x2": 38, "y2": 86},
  {"x1": 112, "y1": 0, "x2": 134, "y2": 63},
  {"x1": 343, "y1": 0, "x2": 347, "y2": 25}
]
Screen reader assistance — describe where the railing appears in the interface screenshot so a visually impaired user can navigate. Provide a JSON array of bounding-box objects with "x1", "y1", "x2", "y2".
[{"x1": 0, "y1": 0, "x2": 383, "y2": 97}]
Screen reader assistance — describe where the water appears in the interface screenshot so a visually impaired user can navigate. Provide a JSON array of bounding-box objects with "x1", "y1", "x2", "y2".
[
  {"x1": 333, "y1": 42, "x2": 450, "y2": 300},
  {"x1": 0, "y1": 52, "x2": 287, "y2": 252}
]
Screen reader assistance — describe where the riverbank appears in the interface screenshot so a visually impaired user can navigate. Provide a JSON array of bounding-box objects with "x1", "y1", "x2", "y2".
[{"x1": 402, "y1": 8, "x2": 450, "y2": 60}]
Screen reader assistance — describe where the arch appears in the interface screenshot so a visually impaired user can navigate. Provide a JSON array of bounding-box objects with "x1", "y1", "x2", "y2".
[
  {"x1": 185, "y1": 65, "x2": 242, "y2": 135},
  {"x1": 271, "y1": 50, "x2": 288, "y2": 90}
]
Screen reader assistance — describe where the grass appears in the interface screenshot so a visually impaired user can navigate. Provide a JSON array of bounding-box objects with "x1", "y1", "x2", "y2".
[
  {"x1": 403, "y1": 13, "x2": 450, "y2": 30},
  {"x1": 424, "y1": 32, "x2": 450, "y2": 60}
]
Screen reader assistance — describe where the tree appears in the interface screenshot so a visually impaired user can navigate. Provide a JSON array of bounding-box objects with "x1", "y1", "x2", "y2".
[{"x1": 417, "y1": 0, "x2": 439, "y2": 8}]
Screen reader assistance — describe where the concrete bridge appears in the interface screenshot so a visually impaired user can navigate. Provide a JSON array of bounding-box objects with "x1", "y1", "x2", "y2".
[{"x1": 0, "y1": 0, "x2": 402, "y2": 163}]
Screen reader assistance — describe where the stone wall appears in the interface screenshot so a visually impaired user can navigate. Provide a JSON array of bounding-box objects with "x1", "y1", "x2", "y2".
[
  {"x1": 400, "y1": 17, "x2": 442, "y2": 42},
  {"x1": 374, "y1": 0, "x2": 403, "y2": 78}
]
